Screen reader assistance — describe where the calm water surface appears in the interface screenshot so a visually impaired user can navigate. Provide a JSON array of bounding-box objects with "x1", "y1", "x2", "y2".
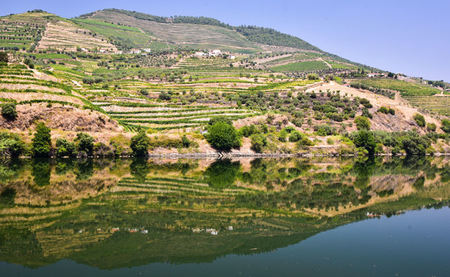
[{"x1": 0, "y1": 157, "x2": 448, "y2": 276}]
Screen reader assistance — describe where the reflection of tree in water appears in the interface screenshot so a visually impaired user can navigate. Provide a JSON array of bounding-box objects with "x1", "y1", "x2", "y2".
[
  {"x1": 32, "y1": 158, "x2": 51, "y2": 186},
  {"x1": 0, "y1": 159, "x2": 24, "y2": 182},
  {"x1": 0, "y1": 187, "x2": 16, "y2": 206},
  {"x1": 55, "y1": 159, "x2": 75, "y2": 175},
  {"x1": 75, "y1": 159, "x2": 94, "y2": 181},
  {"x1": 204, "y1": 159, "x2": 240, "y2": 188},
  {"x1": 130, "y1": 158, "x2": 150, "y2": 182}
]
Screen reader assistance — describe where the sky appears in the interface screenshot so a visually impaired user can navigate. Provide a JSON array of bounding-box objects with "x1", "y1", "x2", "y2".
[{"x1": 2, "y1": 0, "x2": 449, "y2": 81}]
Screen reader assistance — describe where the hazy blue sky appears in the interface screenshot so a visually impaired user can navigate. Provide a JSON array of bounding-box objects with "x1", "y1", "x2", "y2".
[{"x1": 2, "y1": 0, "x2": 449, "y2": 81}]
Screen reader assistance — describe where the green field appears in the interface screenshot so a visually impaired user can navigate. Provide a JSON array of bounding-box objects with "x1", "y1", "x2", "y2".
[
  {"x1": 351, "y1": 78, "x2": 441, "y2": 96},
  {"x1": 271, "y1": 61, "x2": 329, "y2": 72}
]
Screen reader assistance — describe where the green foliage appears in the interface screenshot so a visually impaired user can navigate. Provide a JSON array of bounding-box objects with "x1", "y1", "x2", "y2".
[
  {"x1": 271, "y1": 61, "x2": 328, "y2": 72},
  {"x1": 250, "y1": 133, "x2": 266, "y2": 153},
  {"x1": 378, "y1": 106, "x2": 389, "y2": 114},
  {"x1": 351, "y1": 78, "x2": 440, "y2": 97},
  {"x1": 32, "y1": 122, "x2": 51, "y2": 157},
  {"x1": 400, "y1": 133, "x2": 430, "y2": 156},
  {"x1": 350, "y1": 130, "x2": 377, "y2": 155},
  {"x1": 354, "y1": 116, "x2": 371, "y2": 130},
  {"x1": 181, "y1": 135, "x2": 191, "y2": 148},
  {"x1": 426, "y1": 123, "x2": 436, "y2": 132},
  {"x1": 413, "y1": 113, "x2": 426, "y2": 127},
  {"x1": 235, "y1": 26, "x2": 320, "y2": 51},
  {"x1": 0, "y1": 131, "x2": 25, "y2": 158},
  {"x1": 130, "y1": 130, "x2": 150, "y2": 157},
  {"x1": 56, "y1": 138, "x2": 76, "y2": 158},
  {"x1": 314, "y1": 125, "x2": 336, "y2": 136},
  {"x1": 441, "y1": 119, "x2": 450, "y2": 134},
  {"x1": 208, "y1": 116, "x2": 232, "y2": 126},
  {"x1": 206, "y1": 122, "x2": 240, "y2": 152},
  {"x1": 75, "y1": 133, "x2": 94, "y2": 157},
  {"x1": 1, "y1": 103, "x2": 17, "y2": 121}
]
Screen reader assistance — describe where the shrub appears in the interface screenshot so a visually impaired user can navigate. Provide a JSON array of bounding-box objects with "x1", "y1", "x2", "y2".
[
  {"x1": 181, "y1": 135, "x2": 191, "y2": 148},
  {"x1": 1, "y1": 103, "x2": 17, "y2": 121},
  {"x1": 354, "y1": 116, "x2": 371, "y2": 130},
  {"x1": 158, "y1": 92, "x2": 171, "y2": 100},
  {"x1": 441, "y1": 119, "x2": 450, "y2": 134},
  {"x1": 32, "y1": 122, "x2": 51, "y2": 157},
  {"x1": 139, "y1": 89, "x2": 149, "y2": 96},
  {"x1": 314, "y1": 125, "x2": 336, "y2": 136},
  {"x1": 75, "y1": 133, "x2": 94, "y2": 157},
  {"x1": 130, "y1": 130, "x2": 150, "y2": 157},
  {"x1": 426, "y1": 123, "x2": 437, "y2": 132},
  {"x1": 0, "y1": 131, "x2": 25, "y2": 158},
  {"x1": 400, "y1": 133, "x2": 430, "y2": 156},
  {"x1": 388, "y1": 108, "x2": 395, "y2": 115},
  {"x1": 205, "y1": 122, "x2": 240, "y2": 152},
  {"x1": 250, "y1": 133, "x2": 266, "y2": 153},
  {"x1": 350, "y1": 130, "x2": 376, "y2": 155},
  {"x1": 288, "y1": 131, "x2": 303, "y2": 142},
  {"x1": 413, "y1": 113, "x2": 425, "y2": 127},
  {"x1": 378, "y1": 106, "x2": 389, "y2": 114},
  {"x1": 24, "y1": 58, "x2": 34, "y2": 69},
  {"x1": 56, "y1": 138, "x2": 76, "y2": 157}
]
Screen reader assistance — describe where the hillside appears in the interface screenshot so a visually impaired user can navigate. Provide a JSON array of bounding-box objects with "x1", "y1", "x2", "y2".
[{"x1": 0, "y1": 9, "x2": 448, "y2": 158}]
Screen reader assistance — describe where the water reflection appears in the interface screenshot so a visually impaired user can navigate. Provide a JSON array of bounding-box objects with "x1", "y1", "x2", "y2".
[{"x1": 0, "y1": 157, "x2": 448, "y2": 269}]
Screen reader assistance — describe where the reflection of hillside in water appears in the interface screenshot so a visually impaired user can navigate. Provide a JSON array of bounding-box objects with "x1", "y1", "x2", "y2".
[{"x1": 0, "y1": 157, "x2": 448, "y2": 268}]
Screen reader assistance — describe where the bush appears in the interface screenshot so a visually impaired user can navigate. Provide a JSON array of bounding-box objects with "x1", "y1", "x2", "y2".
[
  {"x1": 314, "y1": 125, "x2": 336, "y2": 136},
  {"x1": 378, "y1": 106, "x2": 389, "y2": 114},
  {"x1": 350, "y1": 130, "x2": 376, "y2": 155},
  {"x1": 388, "y1": 108, "x2": 395, "y2": 115},
  {"x1": 158, "y1": 92, "x2": 171, "y2": 100},
  {"x1": 426, "y1": 123, "x2": 436, "y2": 132},
  {"x1": 400, "y1": 133, "x2": 430, "y2": 156},
  {"x1": 24, "y1": 58, "x2": 34, "y2": 69},
  {"x1": 32, "y1": 122, "x2": 51, "y2": 157},
  {"x1": 75, "y1": 133, "x2": 94, "y2": 157},
  {"x1": 413, "y1": 113, "x2": 425, "y2": 127},
  {"x1": 1, "y1": 103, "x2": 17, "y2": 121},
  {"x1": 441, "y1": 119, "x2": 450, "y2": 134},
  {"x1": 250, "y1": 133, "x2": 266, "y2": 153},
  {"x1": 288, "y1": 131, "x2": 303, "y2": 142},
  {"x1": 354, "y1": 116, "x2": 371, "y2": 130},
  {"x1": 208, "y1": 116, "x2": 232, "y2": 126},
  {"x1": 56, "y1": 138, "x2": 76, "y2": 157},
  {"x1": 0, "y1": 131, "x2": 25, "y2": 158},
  {"x1": 205, "y1": 122, "x2": 240, "y2": 152},
  {"x1": 130, "y1": 130, "x2": 150, "y2": 157},
  {"x1": 181, "y1": 135, "x2": 191, "y2": 148}
]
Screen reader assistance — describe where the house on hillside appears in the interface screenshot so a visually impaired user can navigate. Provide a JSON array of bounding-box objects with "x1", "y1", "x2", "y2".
[{"x1": 194, "y1": 51, "x2": 207, "y2": 58}]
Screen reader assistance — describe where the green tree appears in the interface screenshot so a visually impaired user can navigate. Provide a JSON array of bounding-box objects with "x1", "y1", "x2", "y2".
[
  {"x1": 354, "y1": 116, "x2": 371, "y2": 130},
  {"x1": 205, "y1": 122, "x2": 240, "y2": 152},
  {"x1": 75, "y1": 133, "x2": 94, "y2": 157},
  {"x1": 32, "y1": 122, "x2": 51, "y2": 157},
  {"x1": 413, "y1": 113, "x2": 426, "y2": 127},
  {"x1": 130, "y1": 130, "x2": 150, "y2": 157},
  {"x1": 250, "y1": 133, "x2": 266, "y2": 153},
  {"x1": 441, "y1": 119, "x2": 450, "y2": 134},
  {"x1": 351, "y1": 130, "x2": 376, "y2": 155},
  {"x1": 400, "y1": 133, "x2": 430, "y2": 156},
  {"x1": 56, "y1": 138, "x2": 76, "y2": 157},
  {"x1": 1, "y1": 103, "x2": 17, "y2": 121},
  {"x1": 426, "y1": 123, "x2": 436, "y2": 132},
  {"x1": 0, "y1": 131, "x2": 25, "y2": 158}
]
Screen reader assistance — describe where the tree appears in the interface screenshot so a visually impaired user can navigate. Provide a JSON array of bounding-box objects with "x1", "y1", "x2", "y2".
[
  {"x1": 401, "y1": 133, "x2": 430, "y2": 156},
  {"x1": 351, "y1": 130, "x2": 376, "y2": 155},
  {"x1": 0, "y1": 131, "x2": 25, "y2": 158},
  {"x1": 426, "y1": 123, "x2": 437, "y2": 132},
  {"x1": 441, "y1": 119, "x2": 450, "y2": 134},
  {"x1": 354, "y1": 116, "x2": 371, "y2": 130},
  {"x1": 205, "y1": 121, "x2": 240, "y2": 152},
  {"x1": 250, "y1": 133, "x2": 266, "y2": 153},
  {"x1": 130, "y1": 130, "x2": 150, "y2": 157},
  {"x1": 56, "y1": 138, "x2": 76, "y2": 157},
  {"x1": 0, "y1": 52, "x2": 8, "y2": 63},
  {"x1": 413, "y1": 113, "x2": 425, "y2": 127},
  {"x1": 32, "y1": 122, "x2": 51, "y2": 157},
  {"x1": 1, "y1": 103, "x2": 17, "y2": 121},
  {"x1": 75, "y1": 133, "x2": 94, "y2": 157}
]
